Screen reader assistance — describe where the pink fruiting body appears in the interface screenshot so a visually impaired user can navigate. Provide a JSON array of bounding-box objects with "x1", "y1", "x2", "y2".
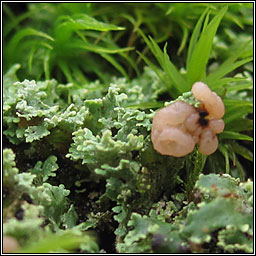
[
  {"x1": 191, "y1": 82, "x2": 225, "y2": 119},
  {"x1": 3, "y1": 236, "x2": 20, "y2": 253},
  {"x1": 184, "y1": 112, "x2": 201, "y2": 134},
  {"x1": 208, "y1": 119, "x2": 225, "y2": 134},
  {"x1": 151, "y1": 126, "x2": 195, "y2": 157},
  {"x1": 198, "y1": 128, "x2": 219, "y2": 155},
  {"x1": 151, "y1": 82, "x2": 225, "y2": 157},
  {"x1": 152, "y1": 101, "x2": 196, "y2": 127}
]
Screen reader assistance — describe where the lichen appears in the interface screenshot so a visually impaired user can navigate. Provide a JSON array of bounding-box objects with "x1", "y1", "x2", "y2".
[
  {"x1": 117, "y1": 174, "x2": 253, "y2": 253},
  {"x1": 3, "y1": 64, "x2": 252, "y2": 253}
]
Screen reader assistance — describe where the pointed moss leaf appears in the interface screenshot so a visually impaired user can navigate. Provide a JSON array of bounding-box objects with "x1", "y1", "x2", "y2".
[
  {"x1": 187, "y1": 6, "x2": 228, "y2": 84},
  {"x1": 223, "y1": 109, "x2": 252, "y2": 126},
  {"x1": 218, "y1": 131, "x2": 253, "y2": 142},
  {"x1": 177, "y1": 25, "x2": 189, "y2": 56},
  {"x1": 231, "y1": 141, "x2": 253, "y2": 162},
  {"x1": 138, "y1": 29, "x2": 190, "y2": 96},
  {"x1": 137, "y1": 29, "x2": 177, "y2": 97},
  {"x1": 226, "y1": 81, "x2": 253, "y2": 93},
  {"x1": 136, "y1": 51, "x2": 167, "y2": 90},
  {"x1": 187, "y1": 8, "x2": 209, "y2": 66},
  {"x1": 225, "y1": 118, "x2": 253, "y2": 133},
  {"x1": 100, "y1": 52, "x2": 129, "y2": 79},
  {"x1": 3, "y1": 6, "x2": 34, "y2": 37},
  {"x1": 162, "y1": 43, "x2": 190, "y2": 93},
  {"x1": 218, "y1": 144, "x2": 230, "y2": 174},
  {"x1": 56, "y1": 13, "x2": 124, "y2": 34},
  {"x1": 68, "y1": 40, "x2": 133, "y2": 54},
  {"x1": 7, "y1": 28, "x2": 54, "y2": 62},
  {"x1": 74, "y1": 13, "x2": 125, "y2": 31},
  {"x1": 205, "y1": 56, "x2": 253, "y2": 89},
  {"x1": 223, "y1": 98, "x2": 252, "y2": 126}
]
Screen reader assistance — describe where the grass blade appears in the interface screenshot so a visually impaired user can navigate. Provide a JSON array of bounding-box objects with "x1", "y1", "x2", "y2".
[
  {"x1": 205, "y1": 55, "x2": 253, "y2": 89},
  {"x1": 3, "y1": 9, "x2": 32, "y2": 37},
  {"x1": 186, "y1": 7, "x2": 209, "y2": 68},
  {"x1": 28, "y1": 47, "x2": 36, "y2": 74},
  {"x1": 225, "y1": 81, "x2": 253, "y2": 92},
  {"x1": 137, "y1": 28, "x2": 189, "y2": 97},
  {"x1": 224, "y1": 105, "x2": 252, "y2": 124},
  {"x1": 136, "y1": 51, "x2": 168, "y2": 89},
  {"x1": 177, "y1": 25, "x2": 188, "y2": 56},
  {"x1": 225, "y1": 118, "x2": 253, "y2": 132},
  {"x1": 100, "y1": 53, "x2": 129, "y2": 79},
  {"x1": 7, "y1": 28, "x2": 54, "y2": 60},
  {"x1": 70, "y1": 64, "x2": 89, "y2": 84},
  {"x1": 218, "y1": 144, "x2": 230, "y2": 174},
  {"x1": 58, "y1": 60, "x2": 73, "y2": 83},
  {"x1": 218, "y1": 131, "x2": 253, "y2": 141},
  {"x1": 68, "y1": 40, "x2": 134, "y2": 54},
  {"x1": 59, "y1": 13, "x2": 125, "y2": 32},
  {"x1": 187, "y1": 6, "x2": 228, "y2": 84},
  {"x1": 119, "y1": 52, "x2": 140, "y2": 77},
  {"x1": 163, "y1": 43, "x2": 190, "y2": 93},
  {"x1": 231, "y1": 141, "x2": 253, "y2": 162},
  {"x1": 43, "y1": 50, "x2": 51, "y2": 80}
]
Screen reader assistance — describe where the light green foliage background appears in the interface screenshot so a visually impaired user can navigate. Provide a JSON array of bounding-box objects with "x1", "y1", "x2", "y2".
[{"x1": 3, "y1": 3, "x2": 253, "y2": 253}]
